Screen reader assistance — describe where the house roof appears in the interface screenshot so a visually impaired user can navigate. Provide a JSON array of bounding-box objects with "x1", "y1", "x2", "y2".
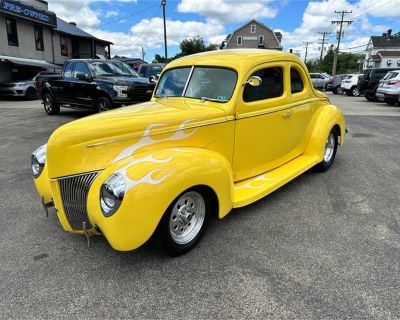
[
  {"x1": 370, "y1": 36, "x2": 400, "y2": 48},
  {"x1": 55, "y1": 18, "x2": 113, "y2": 45},
  {"x1": 378, "y1": 50, "x2": 400, "y2": 57},
  {"x1": 225, "y1": 19, "x2": 281, "y2": 49}
]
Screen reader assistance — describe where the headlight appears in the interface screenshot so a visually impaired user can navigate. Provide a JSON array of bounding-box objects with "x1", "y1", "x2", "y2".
[
  {"x1": 31, "y1": 144, "x2": 47, "y2": 179},
  {"x1": 14, "y1": 83, "x2": 24, "y2": 87},
  {"x1": 113, "y1": 85, "x2": 129, "y2": 97},
  {"x1": 100, "y1": 172, "x2": 126, "y2": 216}
]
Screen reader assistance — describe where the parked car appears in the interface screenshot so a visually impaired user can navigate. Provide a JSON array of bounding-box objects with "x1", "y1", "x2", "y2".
[
  {"x1": 326, "y1": 74, "x2": 347, "y2": 94},
  {"x1": 41, "y1": 59, "x2": 155, "y2": 115},
  {"x1": 138, "y1": 63, "x2": 166, "y2": 82},
  {"x1": 0, "y1": 77, "x2": 37, "y2": 100},
  {"x1": 375, "y1": 70, "x2": 400, "y2": 105},
  {"x1": 340, "y1": 74, "x2": 362, "y2": 96},
  {"x1": 358, "y1": 68, "x2": 399, "y2": 101},
  {"x1": 309, "y1": 73, "x2": 331, "y2": 90},
  {"x1": 32, "y1": 50, "x2": 346, "y2": 255}
]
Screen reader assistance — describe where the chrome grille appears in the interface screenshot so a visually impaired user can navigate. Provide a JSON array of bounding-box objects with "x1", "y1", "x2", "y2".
[{"x1": 58, "y1": 171, "x2": 99, "y2": 231}]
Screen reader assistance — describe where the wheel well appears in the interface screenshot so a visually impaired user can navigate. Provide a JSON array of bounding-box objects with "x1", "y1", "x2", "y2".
[
  {"x1": 193, "y1": 185, "x2": 219, "y2": 220},
  {"x1": 96, "y1": 92, "x2": 112, "y2": 104},
  {"x1": 332, "y1": 124, "x2": 341, "y2": 144}
]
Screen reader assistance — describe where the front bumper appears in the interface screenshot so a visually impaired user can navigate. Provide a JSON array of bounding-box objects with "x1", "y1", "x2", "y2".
[{"x1": 0, "y1": 88, "x2": 26, "y2": 97}]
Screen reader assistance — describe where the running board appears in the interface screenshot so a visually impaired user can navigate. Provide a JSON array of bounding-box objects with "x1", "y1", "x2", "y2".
[{"x1": 233, "y1": 155, "x2": 319, "y2": 208}]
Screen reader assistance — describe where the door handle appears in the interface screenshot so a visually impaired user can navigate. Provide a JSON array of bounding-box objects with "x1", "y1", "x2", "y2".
[{"x1": 283, "y1": 112, "x2": 292, "y2": 118}]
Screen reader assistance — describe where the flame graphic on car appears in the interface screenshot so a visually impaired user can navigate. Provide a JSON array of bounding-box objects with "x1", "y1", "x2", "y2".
[
  {"x1": 115, "y1": 154, "x2": 175, "y2": 191},
  {"x1": 113, "y1": 119, "x2": 199, "y2": 163},
  {"x1": 234, "y1": 174, "x2": 274, "y2": 191}
]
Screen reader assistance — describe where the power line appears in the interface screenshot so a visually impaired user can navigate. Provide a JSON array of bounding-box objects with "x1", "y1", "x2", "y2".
[
  {"x1": 98, "y1": 3, "x2": 159, "y2": 27},
  {"x1": 331, "y1": 10, "x2": 353, "y2": 75}
]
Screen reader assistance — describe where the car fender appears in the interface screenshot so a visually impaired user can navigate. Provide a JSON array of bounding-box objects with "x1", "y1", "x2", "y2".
[
  {"x1": 86, "y1": 147, "x2": 234, "y2": 251},
  {"x1": 304, "y1": 104, "x2": 346, "y2": 161}
]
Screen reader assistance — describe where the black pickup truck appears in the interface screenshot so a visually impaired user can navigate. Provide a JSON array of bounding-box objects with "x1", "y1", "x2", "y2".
[{"x1": 41, "y1": 59, "x2": 155, "y2": 115}]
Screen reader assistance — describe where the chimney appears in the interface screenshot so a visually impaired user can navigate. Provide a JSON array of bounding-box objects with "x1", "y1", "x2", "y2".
[
  {"x1": 387, "y1": 29, "x2": 392, "y2": 38},
  {"x1": 69, "y1": 22, "x2": 77, "y2": 26}
]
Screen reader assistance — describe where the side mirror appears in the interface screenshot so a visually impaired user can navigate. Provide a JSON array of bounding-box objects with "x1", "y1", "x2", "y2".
[
  {"x1": 76, "y1": 72, "x2": 91, "y2": 82},
  {"x1": 245, "y1": 76, "x2": 262, "y2": 87},
  {"x1": 149, "y1": 74, "x2": 160, "y2": 83}
]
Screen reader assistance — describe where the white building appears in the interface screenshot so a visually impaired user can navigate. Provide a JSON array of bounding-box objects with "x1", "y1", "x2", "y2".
[{"x1": 363, "y1": 29, "x2": 400, "y2": 70}]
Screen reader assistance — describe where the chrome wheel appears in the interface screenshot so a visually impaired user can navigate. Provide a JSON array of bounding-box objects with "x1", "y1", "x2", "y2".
[
  {"x1": 323, "y1": 133, "x2": 335, "y2": 162},
  {"x1": 169, "y1": 191, "x2": 206, "y2": 245},
  {"x1": 44, "y1": 95, "x2": 52, "y2": 113}
]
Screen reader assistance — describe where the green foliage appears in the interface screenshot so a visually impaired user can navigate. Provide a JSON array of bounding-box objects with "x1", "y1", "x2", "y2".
[
  {"x1": 153, "y1": 37, "x2": 218, "y2": 63},
  {"x1": 305, "y1": 45, "x2": 364, "y2": 74}
]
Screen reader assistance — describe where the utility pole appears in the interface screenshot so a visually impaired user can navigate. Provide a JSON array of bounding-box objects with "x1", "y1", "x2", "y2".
[
  {"x1": 303, "y1": 41, "x2": 311, "y2": 64},
  {"x1": 331, "y1": 10, "x2": 353, "y2": 75},
  {"x1": 161, "y1": 0, "x2": 168, "y2": 59},
  {"x1": 318, "y1": 31, "x2": 331, "y2": 63}
]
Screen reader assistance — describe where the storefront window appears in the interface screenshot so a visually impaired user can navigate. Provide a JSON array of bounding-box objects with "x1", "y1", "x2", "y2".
[
  {"x1": 34, "y1": 26, "x2": 44, "y2": 51},
  {"x1": 6, "y1": 18, "x2": 18, "y2": 47}
]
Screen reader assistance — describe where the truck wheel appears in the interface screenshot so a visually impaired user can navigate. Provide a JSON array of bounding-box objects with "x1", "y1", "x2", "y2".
[
  {"x1": 25, "y1": 87, "x2": 36, "y2": 100},
  {"x1": 96, "y1": 96, "x2": 112, "y2": 113},
  {"x1": 159, "y1": 189, "x2": 208, "y2": 256},
  {"x1": 43, "y1": 93, "x2": 60, "y2": 115},
  {"x1": 314, "y1": 128, "x2": 338, "y2": 172},
  {"x1": 351, "y1": 87, "x2": 360, "y2": 97}
]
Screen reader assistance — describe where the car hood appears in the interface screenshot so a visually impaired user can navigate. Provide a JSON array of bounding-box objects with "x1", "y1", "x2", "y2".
[
  {"x1": 47, "y1": 98, "x2": 227, "y2": 178},
  {"x1": 95, "y1": 75, "x2": 150, "y2": 85}
]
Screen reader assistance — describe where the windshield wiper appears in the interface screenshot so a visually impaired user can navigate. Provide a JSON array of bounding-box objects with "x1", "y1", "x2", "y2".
[
  {"x1": 97, "y1": 73, "x2": 114, "y2": 76},
  {"x1": 200, "y1": 96, "x2": 228, "y2": 103}
]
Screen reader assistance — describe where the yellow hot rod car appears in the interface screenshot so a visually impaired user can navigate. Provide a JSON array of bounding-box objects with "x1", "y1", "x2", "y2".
[{"x1": 32, "y1": 49, "x2": 345, "y2": 255}]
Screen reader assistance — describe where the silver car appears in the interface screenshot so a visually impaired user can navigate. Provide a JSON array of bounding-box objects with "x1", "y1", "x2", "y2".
[
  {"x1": 309, "y1": 73, "x2": 331, "y2": 90},
  {"x1": 0, "y1": 79, "x2": 37, "y2": 100},
  {"x1": 375, "y1": 70, "x2": 400, "y2": 105}
]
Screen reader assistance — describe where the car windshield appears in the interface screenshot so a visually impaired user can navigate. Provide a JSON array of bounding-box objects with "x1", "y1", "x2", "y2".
[
  {"x1": 155, "y1": 67, "x2": 237, "y2": 103},
  {"x1": 89, "y1": 61, "x2": 139, "y2": 77}
]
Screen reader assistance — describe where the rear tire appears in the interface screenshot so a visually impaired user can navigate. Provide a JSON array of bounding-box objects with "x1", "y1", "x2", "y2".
[
  {"x1": 43, "y1": 92, "x2": 60, "y2": 115},
  {"x1": 351, "y1": 86, "x2": 360, "y2": 97},
  {"x1": 346, "y1": 91, "x2": 352, "y2": 96},
  {"x1": 158, "y1": 189, "x2": 209, "y2": 256},
  {"x1": 314, "y1": 128, "x2": 338, "y2": 172},
  {"x1": 336, "y1": 87, "x2": 344, "y2": 95}
]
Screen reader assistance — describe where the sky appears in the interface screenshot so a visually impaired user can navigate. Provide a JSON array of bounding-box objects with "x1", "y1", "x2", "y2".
[{"x1": 48, "y1": 0, "x2": 400, "y2": 62}]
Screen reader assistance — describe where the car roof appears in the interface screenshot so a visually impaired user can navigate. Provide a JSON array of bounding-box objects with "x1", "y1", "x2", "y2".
[{"x1": 166, "y1": 49, "x2": 305, "y2": 74}]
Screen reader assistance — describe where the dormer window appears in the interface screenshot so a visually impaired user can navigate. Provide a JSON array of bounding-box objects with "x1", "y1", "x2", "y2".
[{"x1": 251, "y1": 25, "x2": 256, "y2": 33}]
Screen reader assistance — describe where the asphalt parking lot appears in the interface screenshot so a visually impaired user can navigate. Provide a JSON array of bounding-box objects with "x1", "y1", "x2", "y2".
[{"x1": 0, "y1": 94, "x2": 399, "y2": 319}]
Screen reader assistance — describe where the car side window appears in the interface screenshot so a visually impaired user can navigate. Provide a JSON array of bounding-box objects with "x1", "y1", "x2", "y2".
[
  {"x1": 290, "y1": 68, "x2": 304, "y2": 93},
  {"x1": 73, "y1": 63, "x2": 91, "y2": 78},
  {"x1": 243, "y1": 67, "x2": 283, "y2": 102},
  {"x1": 63, "y1": 62, "x2": 73, "y2": 78}
]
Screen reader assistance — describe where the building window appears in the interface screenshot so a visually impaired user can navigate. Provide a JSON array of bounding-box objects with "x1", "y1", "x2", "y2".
[
  {"x1": 6, "y1": 18, "x2": 18, "y2": 47},
  {"x1": 34, "y1": 26, "x2": 44, "y2": 51},
  {"x1": 258, "y1": 35, "x2": 264, "y2": 46},
  {"x1": 251, "y1": 25, "x2": 256, "y2": 33},
  {"x1": 237, "y1": 36, "x2": 242, "y2": 46},
  {"x1": 60, "y1": 36, "x2": 68, "y2": 56}
]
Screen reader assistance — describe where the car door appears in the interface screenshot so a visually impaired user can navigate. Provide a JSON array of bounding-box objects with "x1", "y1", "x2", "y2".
[
  {"x1": 58, "y1": 62, "x2": 75, "y2": 104},
  {"x1": 72, "y1": 62, "x2": 96, "y2": 107},
  {"x1": 289, "y1": 64, "x2": 315, "y2": 155},
  {"x1": 233, "y1": 63, "x2": 295, "y2": 181}
]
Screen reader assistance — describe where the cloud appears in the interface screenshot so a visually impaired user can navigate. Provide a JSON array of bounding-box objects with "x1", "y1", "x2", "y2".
[
  {"x1": 177, "y1": 0, "x2": 278, "y2": 24},
  {"x1": 86, "y1": 18, "x2": 223, "y2": 58},
  {"x1": 105, "y1": 9, "x2": 119, "y2": 18}
]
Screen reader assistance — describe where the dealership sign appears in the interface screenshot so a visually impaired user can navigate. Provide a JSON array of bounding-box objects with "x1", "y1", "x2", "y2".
[{"x1": 0, "y1": 0, "x2": 57, "y2": 27}]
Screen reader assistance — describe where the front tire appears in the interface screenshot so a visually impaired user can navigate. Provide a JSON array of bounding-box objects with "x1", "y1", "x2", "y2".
[
  {"x1": 159, "y1": 189, "x2": 208, "y2": 256},
  {"x1": 43, "y1": 93, "x2": 60, "y2": 115},
  {"x1": 314, "y1": 128, "x2": 338, "y2": 172},
  {"x1": 96, "y1": 96, "x2": 112, "y2": 113},
  {"x1": 25, "y1": 87, "x2": 36, "y2": 100}
]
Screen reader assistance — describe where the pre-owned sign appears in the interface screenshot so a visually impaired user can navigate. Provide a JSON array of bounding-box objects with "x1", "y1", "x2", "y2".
[{"x1": 0, "y1": 0, "x2": 57, "y2": 27}]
